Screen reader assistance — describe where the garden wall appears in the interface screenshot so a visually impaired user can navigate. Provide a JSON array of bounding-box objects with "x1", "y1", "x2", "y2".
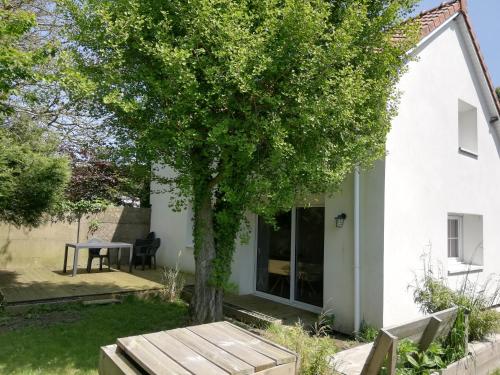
[{"x1": 0, "y1": 207, "x2": 151, "y2": 269}]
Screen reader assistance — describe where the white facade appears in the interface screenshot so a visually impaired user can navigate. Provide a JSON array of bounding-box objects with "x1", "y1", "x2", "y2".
[{"x1": 150, "y1": 13, "x2": 500, "y2": 334}]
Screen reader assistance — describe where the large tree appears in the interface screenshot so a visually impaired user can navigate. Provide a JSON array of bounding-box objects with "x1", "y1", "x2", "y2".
[
  {"x1": 0, "y1": 1, "x2": 70, "y2": 227},
  {"x1": 61, "y1": 0, "x2": 417, "y2": 323}
]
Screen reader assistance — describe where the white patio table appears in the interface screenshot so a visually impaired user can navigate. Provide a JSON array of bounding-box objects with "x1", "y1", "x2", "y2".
[{"x1": 63, "y1": 241, "x2": 134, "y2": 276}]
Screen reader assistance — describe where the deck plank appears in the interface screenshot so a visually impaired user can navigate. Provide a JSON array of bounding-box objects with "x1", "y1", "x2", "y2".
[
  {"x1": 168, "y1": 328, "x2": 254, "y2": 375},
  {"x1": 214, "y1": 322, "x2": 296, "y2": 365},
  {"x1": 145, "y1": 331, "x2": 229, "y2": 375},
  {"x1": 117, "y1": 335, "x2": 192, "y2": 375},
  {"x1": 188, "y1": 324, "x2": 276, "y2": 372}
]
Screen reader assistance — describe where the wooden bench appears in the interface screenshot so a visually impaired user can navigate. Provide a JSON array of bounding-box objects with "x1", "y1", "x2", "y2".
[
  {"x1": 333, "y1": 307, "x2": 463, "y2": 375},
  {"x1": 99, "y1": 321, "x2": 298, "y2": 374}
]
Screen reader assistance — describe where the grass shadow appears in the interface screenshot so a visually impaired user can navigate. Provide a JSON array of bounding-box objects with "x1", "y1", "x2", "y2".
[{"x1": 0, "y1": 296, "x2": 188, "y2": 374}]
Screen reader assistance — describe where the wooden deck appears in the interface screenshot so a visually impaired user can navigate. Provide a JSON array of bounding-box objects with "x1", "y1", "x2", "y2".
[
  {"x1": 224, "y1": 293, "x2": 318, "y2": 326},
  {"x1": 100, "y1": 321, "x2": 298, "y2": 374},
  {"x1": 0, "y1": 267, "x2": 165, "y2": 304},
  {"x1": 1, "y1": 266, "x2": 317, "y2": 329}
]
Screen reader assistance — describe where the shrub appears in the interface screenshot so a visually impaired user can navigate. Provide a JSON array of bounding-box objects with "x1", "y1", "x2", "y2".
[
  {"x1": 160, "y1": 264, "x2": 186, "y2": 302},
  {"x1": 388, "y1": 339, "x2": 446, "y2": 375},
  {"x1": 356, "y1": 320, "x2": 379, "y2": 343},
  {"x1": 413, "y1": 266, "x2": 500, "y2": 341},
  {"x1": 263, "y1": 322, "x2": 336, "y2": 375}
]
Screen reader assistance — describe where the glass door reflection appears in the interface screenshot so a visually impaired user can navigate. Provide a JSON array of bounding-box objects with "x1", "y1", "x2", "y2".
[
  {"x1": 295, "y1": 207, "x2": 324, "y2": 307},
  {"x1": 256, "y1": 212, "x2": 291, "y2": 299}
]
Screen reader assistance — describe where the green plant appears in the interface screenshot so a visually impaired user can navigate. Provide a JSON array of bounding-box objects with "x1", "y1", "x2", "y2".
[
  {"x1": 264, "y1": 322, "x2": 336, "y2": 375},
  {"x1": 356, "y1": 320, "x2": 378, "y2": 342},
  {"x1": 442, "y1": 307, "x2": 467, "y2": 363},
  {"x1": 392, "y1": 340, "x2": 446, "y2": 375},
  {"x1": 87, "y1": 218, "x2": 101, "y2": 237},
  {"x1": 311, "y1": 310, "x2": 335, "y2": 337},
  {"x1": 413, "y1": 263, "x2": 500, "y2": 341},
  {"x1": 160, "y1": 259, "x2": 186, "y2": 302}
]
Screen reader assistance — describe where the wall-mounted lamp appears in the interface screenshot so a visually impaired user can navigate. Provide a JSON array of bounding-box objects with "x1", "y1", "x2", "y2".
[
  {"x1": 335, "y1": 213, "x2": 347, "y2": 228},
  {"x1": 490, "y1": 116, "x2": 499, "y2": 124}
]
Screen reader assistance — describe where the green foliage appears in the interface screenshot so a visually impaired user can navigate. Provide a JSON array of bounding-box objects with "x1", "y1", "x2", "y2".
[
  {"x1": 60, "y1": 0, "x2": 419, "y2": 318},
  {"x1": 356, "y1": 320, "x2": 379, "y2": 343},
  {"x1": 0, "y1": 1, "x2": 35, "y2": 114},
  {"x1": 0, "y1": 2, "x2": 71, "y2": 227},
  {"x1": 53, "y1": 198, "x2": 109, "y2": 223},
  {"x1": 413, "y1": 268, "x2": 500, "y2": 341},
  {"x1": 0, "y1": 126, "x2": 70, "y2": 227},
  {"x1": 388, "y1": 340, "x2": 446, "y2": 375},
  {"x1": 264, "y1": 322, "x2": 337, "y2": 375},
  {"x1": 87, "y1": 218, "x2": 101, "y2": 236},
  {"x1": 442, "y1": 307, "x2": 467, "y2": 363}
]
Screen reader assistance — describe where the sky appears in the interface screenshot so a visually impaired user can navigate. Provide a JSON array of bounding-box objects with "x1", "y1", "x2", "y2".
[{"x1": 413, "y1": 0, "x2": 499, "y2": 87}]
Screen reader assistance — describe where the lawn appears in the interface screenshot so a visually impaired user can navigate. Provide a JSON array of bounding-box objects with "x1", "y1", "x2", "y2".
[{"x1": 0, "y1": 296, "x2": 189, "y2": 375}]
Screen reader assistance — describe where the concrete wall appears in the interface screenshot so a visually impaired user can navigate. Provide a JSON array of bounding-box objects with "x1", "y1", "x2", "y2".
[
  {"x1": 0, "y1": 207, "x2": 151, "y2": 269},
  {"x1": 383, "y1": 17, "x2": 500, "y2": 326}
]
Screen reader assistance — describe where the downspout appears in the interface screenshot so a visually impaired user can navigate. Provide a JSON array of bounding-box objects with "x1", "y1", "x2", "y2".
[{"x1": 354, "y1": 167, "x2": 361, "y2": 333}]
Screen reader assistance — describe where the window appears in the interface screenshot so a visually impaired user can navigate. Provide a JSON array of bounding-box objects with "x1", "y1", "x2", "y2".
[
  {"x1": 447, "y1": 216, "x2": 461, "y2": 258},
  {"x1": 458, "y1": 99, "x2": 478, "y2": 157},
  {"x1": 447, "y1": 213, "x2": 483, "y2": 274}
]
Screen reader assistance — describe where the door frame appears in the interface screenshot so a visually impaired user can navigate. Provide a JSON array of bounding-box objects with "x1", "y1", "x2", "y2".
[{"x1": 252, "y1": 206, "x2": 324, "y2": 314}]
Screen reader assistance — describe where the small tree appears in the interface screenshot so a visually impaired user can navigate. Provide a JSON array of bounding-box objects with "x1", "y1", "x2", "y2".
[{"x1": 62, "y1": 0, "x2": 418, "y2": 322}]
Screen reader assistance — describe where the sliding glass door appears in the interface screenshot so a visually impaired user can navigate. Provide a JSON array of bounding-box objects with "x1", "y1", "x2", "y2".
[
  {"x1": 256, "y1": 212, "x2": 292, "y2": 299},
  {"x1": 294, "y1": 207, "x2": 324, "y2": 307},
  {"x1": 256, "y1": 207, "x2": 324, "y2": 308}
]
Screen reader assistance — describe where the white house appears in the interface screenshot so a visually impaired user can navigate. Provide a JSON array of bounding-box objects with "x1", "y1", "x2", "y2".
[{"x1": 150, "y1": 0, "x2": 500, "y2": 334}]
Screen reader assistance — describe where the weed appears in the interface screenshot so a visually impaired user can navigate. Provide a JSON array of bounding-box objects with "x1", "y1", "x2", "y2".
[
  {"x1": 264, "y1": 322, "x2": 337, "y2": 375},
  {"x1": 356, "y1": 320, "x2": 379, "y2": 342}
]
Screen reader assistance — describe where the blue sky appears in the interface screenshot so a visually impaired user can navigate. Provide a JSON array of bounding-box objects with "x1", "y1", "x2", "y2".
[{"x1": 413, "y1": 0, "x2": 499, "y2": 87}]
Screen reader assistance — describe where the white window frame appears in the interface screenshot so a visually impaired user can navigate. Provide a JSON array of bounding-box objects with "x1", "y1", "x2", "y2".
[
  {"x1": 458, "y1": 99, "x2": 478, "y2": 157},
  {"x1": 447, "y1": 215, "x2": 463, "y2": 260}
]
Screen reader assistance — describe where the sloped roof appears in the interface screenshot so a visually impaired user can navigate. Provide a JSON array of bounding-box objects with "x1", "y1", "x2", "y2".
[{"x1": 415, "y1": 0, "x2": 500, "y2": 117}]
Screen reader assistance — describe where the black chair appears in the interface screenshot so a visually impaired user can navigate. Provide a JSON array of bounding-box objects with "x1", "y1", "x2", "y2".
[
  {"x1": 86, "y1": 239, "x2": 111, "y2": 272},
  {"x1": 133, "y1": 238, "x2": 161, "y2": 270}
]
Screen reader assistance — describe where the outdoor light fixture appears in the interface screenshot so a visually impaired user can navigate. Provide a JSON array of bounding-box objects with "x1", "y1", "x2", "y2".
[{"x1": 335, "y1": 213, "x2": 347, "y2": 228}]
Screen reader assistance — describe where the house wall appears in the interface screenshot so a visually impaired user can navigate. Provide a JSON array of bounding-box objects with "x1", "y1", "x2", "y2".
[
  {"x1": 383, "y1": 18, "x2": 500, "y2": 326},
  {"x1": 323, "y1": 177, "x2": 355, "y2": 333},
  {"x1": 359, "y1": 161, "x2": 385, "y2": 328},
  {"x1": 150, "y1": 166, "x2": 255, "y2": 291},
  {"x1": 150, "y1": 164, "x2": 387, "y2": 333}
]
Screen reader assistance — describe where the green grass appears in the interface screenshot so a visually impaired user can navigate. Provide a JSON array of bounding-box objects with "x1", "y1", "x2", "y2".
[{"x1": 0, "y1": 296, "x2": 188, "y2": 375}]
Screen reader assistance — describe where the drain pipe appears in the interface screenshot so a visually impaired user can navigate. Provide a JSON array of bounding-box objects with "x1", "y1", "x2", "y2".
[{"x1": 354, "y1": 166, "x2": 361, "y2": 333}]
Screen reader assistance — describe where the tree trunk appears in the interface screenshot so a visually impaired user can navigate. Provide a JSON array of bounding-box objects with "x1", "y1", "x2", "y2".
[{"x1": 190, "y1": 187, "x2": 224, "y2": 323}]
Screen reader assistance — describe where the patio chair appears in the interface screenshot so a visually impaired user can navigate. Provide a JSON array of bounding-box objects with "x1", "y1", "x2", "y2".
[
  {"x1": 86, "y1": 238, "x2": 111, "y2": 273},
  {"x1": 133, "y1": 238, "x2": 161, "y2": 270}
]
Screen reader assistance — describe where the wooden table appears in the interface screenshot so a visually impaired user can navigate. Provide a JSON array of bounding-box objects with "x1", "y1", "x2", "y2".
[
  {"x1": 99, "y1": 321, "x2": 298, "y2": 374},
  {"x1": 63, "y1": 241, "x2": 134, "y2": 276}
]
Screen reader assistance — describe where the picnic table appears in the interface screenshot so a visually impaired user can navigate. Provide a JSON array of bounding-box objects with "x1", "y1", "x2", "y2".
[
  {"x1": 63, "y1": 241, "x2": 134, "y2": 276},
  {"x1": 99, "y1": 321, "x2": 298, "y2": 374}
]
